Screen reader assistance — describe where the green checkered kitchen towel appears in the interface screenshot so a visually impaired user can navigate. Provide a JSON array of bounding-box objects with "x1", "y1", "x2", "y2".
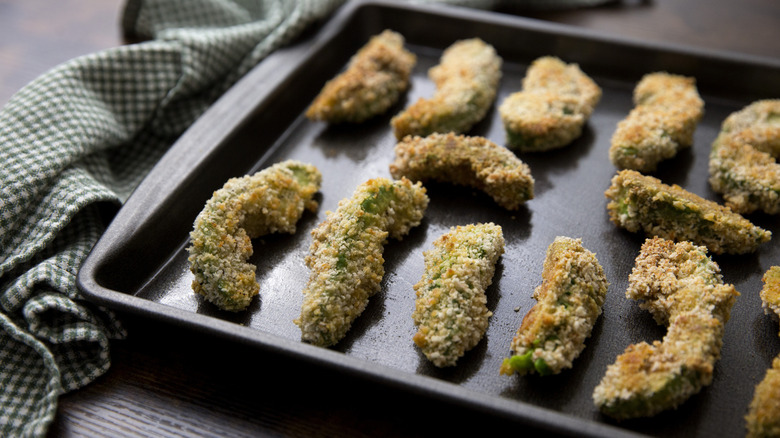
[{"x1": 0, "y1": 0, "x2": 610, "y2": 436}]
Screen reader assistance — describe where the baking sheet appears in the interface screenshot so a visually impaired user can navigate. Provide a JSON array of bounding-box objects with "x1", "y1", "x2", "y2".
[{"x1": 78, "y1": 1, "x2": 780, "y2": 437}]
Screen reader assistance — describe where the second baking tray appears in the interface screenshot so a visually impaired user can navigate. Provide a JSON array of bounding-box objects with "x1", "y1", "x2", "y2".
[{"x1": 78, "y1": 1, "x2": 780, "y2": 437}]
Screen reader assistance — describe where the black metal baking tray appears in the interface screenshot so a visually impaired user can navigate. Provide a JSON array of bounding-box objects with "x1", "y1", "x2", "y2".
[{"x1": 77, "y1": 1, "x2": 780, "y2": 436}]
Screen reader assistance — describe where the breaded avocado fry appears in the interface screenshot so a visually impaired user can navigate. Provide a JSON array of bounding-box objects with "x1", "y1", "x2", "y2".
[
  {"x1": 709, "y1": 100, "x2": 780, "y2": 214},
  {"x1": 609, "y1": 72, "x2": 704, "y2": 172},
  {"x1": 391, "y1": 38, "x2": 502, "y2": 139},
  {"x1": 412, "y1": 223, "x2": 505, "y2": 367},
  {"x1": 624, "y1": 238, "x2": 737, "y2": 325},
  {"x1": 761, "y1": 266, "x2": 780, "y2": 323},
  {"x1": 747, "y1": 267, "x2": 780, "y2": 437},
  {"x1": 295, "y1": 177, "x2": 429, "y2": 347},
  {"x1": 593, "y1": 237, "x2": 739, "y2": 420},
  {"x1": 746, "y1": 356, "x2": 780, "y2": 438},
  {"x1": 500, "y1": 237, "x2": 608, "y2": 376},
  {"x1": 389, "y1": 132, "x2": 534, "y2": 210},
  {"x1": 499, "y1": 56, "x2": 602, "y2": 152},
  {"x1": 188, "y1": 160, "x2": 322, "y2": 312},
  {"x1": 605, "y1": 169, "x2": 771, "y2": 255},
  {"x1": 305, "y1": 29, "x2": 416, "y2": 124}
]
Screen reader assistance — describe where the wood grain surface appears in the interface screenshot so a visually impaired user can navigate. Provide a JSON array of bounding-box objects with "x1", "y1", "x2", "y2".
[{"x1": 0, "y1": 1, "x2": 777, "y2": 437}]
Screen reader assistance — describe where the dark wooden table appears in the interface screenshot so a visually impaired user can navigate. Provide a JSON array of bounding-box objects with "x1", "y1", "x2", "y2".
[{"x1": 1, "y1": 1, "x2": 778, "y2": 437}]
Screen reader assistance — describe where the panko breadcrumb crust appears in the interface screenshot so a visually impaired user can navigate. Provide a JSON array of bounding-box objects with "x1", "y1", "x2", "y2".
[
  {"x1": 499, "y1": 56, "x2": 602, "y2": 152},
  {"x1": 412, "y1": 223, "x2": 505, "y2": 368},
  {"x1": 605, "y1": 169, "x2": 771, "y2": 255},
  {"x1": 391, "y1": 38, "x2": 502, "y2": 139},
  {"x1": 188, "y1": 160, "x2": 322, "y2": 312},
  {"x1": 295, "y1": 177, "x2": 429, "y2": 347},
  {"x1": 761, "y1": 266, "x2": 780, "y2": 323},
  {"x1": 500, "y1": 236, "x2": 608, "y2": 376},
  {"x1": 593, "y1": 237, "x2": 739, "y2": 420},
  {"x1": 746, "y1": 356, "x2": 780, "y2": 438},
  {"x1": 389, "y1": 132, "x2": 534, "y2": 210},
  {"x1": 189, "y1": 36, "x2": 779, "y2": 433},
  {"x1": 609, "y1": 72, "x2": 704, "y2": 172},
  {"x1": 709, "y1": 99, "x2": 780, "y2": 215},
  {"x1": 747, "y1": 266, "x2": 780, "y2": 437},
  {"x1": 305, "y1": 29, "x2": 416, "y2": 123},
  {"x1": 746, "y1": 266, "x2": 780, "y2": 437}
]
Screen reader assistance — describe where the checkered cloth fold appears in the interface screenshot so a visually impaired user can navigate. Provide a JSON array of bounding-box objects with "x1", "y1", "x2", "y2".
[{"x1": 0, "y1": 0, "x2": 610, "y2": 435}]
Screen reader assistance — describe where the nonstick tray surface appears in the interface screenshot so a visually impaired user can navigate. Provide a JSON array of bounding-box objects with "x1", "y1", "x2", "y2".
[{"x1": 78, "y1": 1, "x2": 780, "y2": 436}]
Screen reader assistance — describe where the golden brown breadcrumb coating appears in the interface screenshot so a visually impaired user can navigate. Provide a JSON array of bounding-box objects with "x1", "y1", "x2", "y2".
[
  {"x1": 709, "y1": 99, "x2": 780, "y2": 214},
  {"x1": 747, "y1": 266, "x2": 780, "y2": 437},
  {"x1": 188, "y1": 161, "x2": 321, "y2": 312},
  {"x1": 389, "y1": 132, "x2": 534, "y2": 210},
  {"x1": 412, "y1": 223, "x2": 504, "y2": 367},
  {"x1": 605, "y1": 169, "x2": 771, "y2": 255},
  {"x1": 746, "y1": 355, "x2": 780, "y2": 438},
  {"x1": 295, "y1": 177, "x2": 428, "y2": 347},
  {"x1": 499, "y1": 56, "x2": 601, "y2": 152},
  {"x1": 500, "y1": 236, "x2": 608, "y2": 377},
  {"x1": 306, "y1": 29, "x2": 416, "y2": 123},
  {"x1": 391, "y1": 38, "x2": 501, "y2": 139},
  {"x1": 609, "y1": 72, "x2": 704, "y2": 172},
  {"x1": 593, "y1": 237, "x2": 739, "y2": 419}
]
